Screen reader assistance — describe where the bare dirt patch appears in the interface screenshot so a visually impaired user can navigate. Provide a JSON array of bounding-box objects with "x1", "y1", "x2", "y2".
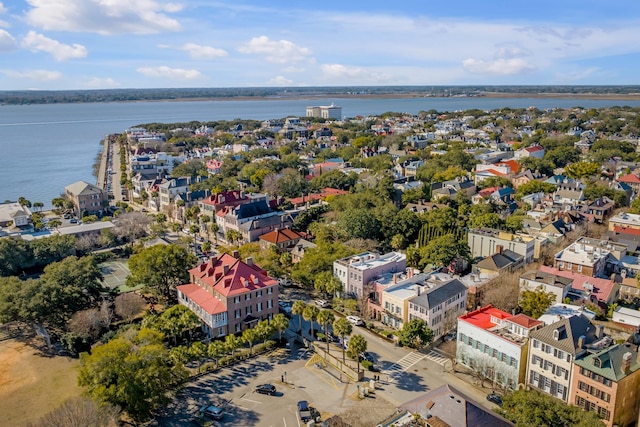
[{"x1": 0, "y1": 338, "x2": 82, "y2": 427}]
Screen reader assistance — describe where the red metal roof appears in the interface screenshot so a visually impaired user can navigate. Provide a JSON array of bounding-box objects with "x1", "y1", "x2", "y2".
[
  {"x1": 508, "y1": 313, "x2": 542, "y2": 329},
  {"x1": 458, "y1": 305, "x2": 511, "y2": 330},
  {"x1": 617, "y1": 173, "x2": 640, "y2": 184},
  {"x1": 539, "y1": 265, "x2": 616, "y2": 303},
  {"x1": 177, "y1": 283, "x2": 226, "y2": 315}
]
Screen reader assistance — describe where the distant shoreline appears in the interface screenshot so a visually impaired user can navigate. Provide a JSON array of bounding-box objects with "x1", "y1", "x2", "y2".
[{"x1": 132, "y1": 92, "x2": 640, "y2": 104}]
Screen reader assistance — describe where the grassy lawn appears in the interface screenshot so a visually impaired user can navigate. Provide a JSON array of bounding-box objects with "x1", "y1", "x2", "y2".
[{"x1": 0, "y1": 338, "x2": 82, "y2": 427}]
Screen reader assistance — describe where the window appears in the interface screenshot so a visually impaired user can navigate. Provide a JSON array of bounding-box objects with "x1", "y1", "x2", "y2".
[
  {"x1": 234, "y1": 296, "x2": 240, "y2": 304},
  {"x1": 257, "y1": 302, "x2": 263, "y2": 312}
]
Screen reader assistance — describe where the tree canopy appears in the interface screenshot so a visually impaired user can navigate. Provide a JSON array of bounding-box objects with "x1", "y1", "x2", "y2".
[
  {"x1": 498, "y1": 389, "x2": 603, "y2": 427},
  {"x1": 127, "y1": 244, "x2": 196, "y2": 300},
  {"x1": 78, "y1": 328, "x2": 188, "y2": 422},
  {"x1": 519, "y1": 287, "x2": 556, "y2": 318},
  {"x1": 398, "y1": 318, "x2": 433, "y2": 348}
]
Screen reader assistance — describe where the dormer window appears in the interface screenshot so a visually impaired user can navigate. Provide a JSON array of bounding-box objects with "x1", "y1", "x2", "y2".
[{"x1": 594, "y1": 357, "x2": 602, "y2": 368}]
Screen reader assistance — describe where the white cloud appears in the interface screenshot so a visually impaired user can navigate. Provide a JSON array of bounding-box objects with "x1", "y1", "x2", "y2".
[
  {"x1": 282, "y1": 66, "x2": 305, "y2": 73},
  {"x1": 238, "y1": 36, "x2": 311, "y2": 64},
  {"x1": 2, "y1": 69, "x2": 62, "y2": 81},
  {"x1": 22, "y1": 31, "x2": 87, "y2": 61},
  {"x1": 24, "y1": 0, "x2": 182, "y2": 35},
  {"x1": 463, "y1": 58, "x2": 536, "y2": 75},
  {"x1": 0, "y1": 29, "x2": 16, "y2": 51},
  {"x1": 159, "y1": 42, "x2": 228, "y2": 60},
  {"x1": 267, "y1": 75, "x2": 293, "y2": 86},
  {"x1": 0, "y1": 2, "x2": 7, "y2": 14},
  {"x1": 137, "y1": 65, "x2": 202, "y2": 80},
  {"x1": 84, "y1": 77, "x2": 120, "y2": 88},
  {"x1": 321, "y1": 63, "x2": 391, "y2": 83}
]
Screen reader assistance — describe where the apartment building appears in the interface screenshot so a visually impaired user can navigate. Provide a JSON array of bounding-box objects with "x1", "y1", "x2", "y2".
[
  {"x1": 457, "y1": 306, "x2": 542, "y2": 391},
  {"x1": 333, "y1": 251, "x2": 406, "y2": 298},
  {"x1": 527, "y1": 314, "x2": 610, "y2": 403},
  {"x1": 553, "y1": 237, "x2": 626, "y2": 278},
  {"x1": 306, "y1": 104, "x2": 342, "y2": 120},
  {"x1": 64, "y1": 181, "x2": 108, "y2": 217},
  {"x1": 571, "y1": 343, "x2": 640, "y2": 426},
  {"x1": 177, "y1": 252, "x2": 279, "y2": 338},
  {"x1": 468, "y1": 228, "x2": 536, "y2": 264}
]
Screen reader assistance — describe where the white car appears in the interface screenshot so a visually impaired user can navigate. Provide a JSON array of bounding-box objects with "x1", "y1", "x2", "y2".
[
  {"x1": 315, "y1": 299, "x2": 330, "y2": 308},
  {"x1": 346, "y1": 315, "x2": 364, "y2": 326}
]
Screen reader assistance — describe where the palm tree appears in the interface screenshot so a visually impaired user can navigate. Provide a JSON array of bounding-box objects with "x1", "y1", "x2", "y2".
[
  {"x1": 48, "y1": 219, "x2": 62, "y2": 231},
  {"x1": 242, "y1": 327, "x2": 258, "y2": 355},
  {"x1": 348, "y1": 334, "x2": 367, "y2": 373},
  {"x1": 32, "y1": 201, "x2": 44, "y2": 212},
  {"x1": 271, "y1": 313, "x2": 289, "y2": 343},
  {"x1": 317, "y1": 310, "x2": 335, "y2": 352},
  {"x1": 303, "y1": 305, "x2": 320, "y2": 340},
  {"x1": 291, "y1": 301, "x2": 307, "y2": 336},
  {"x1": 333, "y1": 317, "x2": 352, "y2": 364}
]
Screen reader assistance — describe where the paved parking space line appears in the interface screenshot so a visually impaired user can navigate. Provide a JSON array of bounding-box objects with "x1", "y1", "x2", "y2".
[{"x1": 240, "y1": 396, "x2": 262, "y2": 404}]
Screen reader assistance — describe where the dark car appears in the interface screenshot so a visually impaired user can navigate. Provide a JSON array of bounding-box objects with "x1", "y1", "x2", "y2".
[
  {"x1": 199, "y1": 405, "x2": 224, "y2": 420},
  {"x1": 297, "y1": 400, "x2": 312, "y2": 423},
  {"x1": 255, "y1": 384, "x2": 276, "y2": 395},
  {"x1": 360, "y1": 351, "x2": 375, "y2": 363},
  {"x1": 486, "y1": 393, "x2": 503, "y2": 406}
]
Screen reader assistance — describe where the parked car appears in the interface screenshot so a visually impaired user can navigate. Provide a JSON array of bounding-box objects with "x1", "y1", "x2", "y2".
[
  {"x1": 346, "y1": 315, "x2": 364, "y2": 326},
  {"x1": 486, "y1": 393, "x2": 503, "y2": 406},
  {"x1": 360, "y1": 351, "x2": 375, "y2": 363},
  {"x1": 444, "y1": 331, "x2": 457, "y2": 342},
  {"x1": 69, "y1": 218, "x2": 78, "y2": 224},
  {"x1": 255, "y1": 384, "x2": 276, "y2": 395},
  {"x1": 297, "y1": 400, "x2": 312, "y2": 423},
  {"x1": 315, "y1": 299, "x2": 330, "y2": 308},
  {"x1": 199, "y1": 405, "x2": 224, "y2": 420}
]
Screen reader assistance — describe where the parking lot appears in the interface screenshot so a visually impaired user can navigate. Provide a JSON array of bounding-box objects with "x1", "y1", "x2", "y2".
[{"x1": 154, "y1": 341, "x2": 393, "y2": 427}]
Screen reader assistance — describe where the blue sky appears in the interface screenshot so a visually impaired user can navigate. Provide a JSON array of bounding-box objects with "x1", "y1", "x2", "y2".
[{"x1": 0, "y1": 0, "x2": 639, "y2": 90}]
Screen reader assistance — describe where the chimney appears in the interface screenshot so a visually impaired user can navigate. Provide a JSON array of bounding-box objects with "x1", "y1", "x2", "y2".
[
  {"x1": 496, "y1": 245, "x2": 504, "y2": 255},
  {"x1": 415, "y1": 286, "x2": 421, "y2": 296},
  {"x1": 578, "y1": 335, "x2": 586, "y2": 349},
  {"x1": 246, "y1": 257, "x2": 253, "y2": 266},
  {"x1": 408, "y1": 268, "x2": 414, "y2": 278},
  {"x1": 393, "y1": 273, "x2": 397, "y2": 284},
  {"x1": 596, "y1": 325, "x2": 604, "y2": 339},
  {"x1": 232, "y1": 250, "x2": 239, "y2": 259},
  {"x1": 223, "y1": 264, "x2": 230, "y2": 275},
  {"x1": 622, "y1": 352, "x2": 632, "y2": 374}
]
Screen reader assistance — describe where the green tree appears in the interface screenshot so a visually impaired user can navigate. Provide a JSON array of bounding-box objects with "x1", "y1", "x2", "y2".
[
  {"x1": 0, "y1": 236, "x2": 33, "y2": 276},
  {"x1": 242, "y1": 327, "x2": 258, "y2": 355},
  {"x1": 498, "y1": 389, "x2": 603, "y2": 427},
  {"x1": 565, "y1": 161, "x2": 599, "y2": 179},
  {"x1": 519, "y1": 287, "x2": 556, "y2": 318},
  {"x1": 337, "y1": 208, "x2": 382, "y2": 240},
  {"x1": 270, "y1": 313, "x2": 289, "y2": 342},
  {"x1": 224, "y1": 333, "x2": 241, "y2": 356},
  {"x1": 78, "y1": 328, "x2": 188, "y2": 423},
  {"x1": 254, "y1": 319, "x2": 274, "y2": 345},
  {"x1": 303, "y1": 305, "x2": 320, "y2": 339},
  {"x1": 207, "y1": 340, "x2": 226, "y2": 368},
  {"x1": 408, "y1": 234, "x2": 470, "y2": 270},
  {"x1": 333, "y1": 317, "x2": 353, "y2": 364},
  {"x1": 398, "y1": 318, "x2": 433, "y2": 348},
  {"x1": 127, "y1": 244, "x2": 195, "y2": 301},
  {"x1": 347, "y1": 334, "x2": 368, "y2": 373},
  {"x1": 515, "y1": 181, "x2": 556, "y2": 200},
  {"x1": 317, "y1": 309, "x2": 335, "y2": 352},
  {"x1": 292, "y1": 300, "x2": 307, "y2": 336},
  {"x1": 314, "y1": 270, "x2": 342, "y2": 299}
]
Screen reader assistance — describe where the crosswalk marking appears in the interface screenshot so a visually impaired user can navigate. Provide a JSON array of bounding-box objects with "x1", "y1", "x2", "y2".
[
  {"x1": 382, "y1": 351, "x2": 425, "y2": 376},
  {"x1": 424, "y1": 349, "x2": 449, "y2": 366}
]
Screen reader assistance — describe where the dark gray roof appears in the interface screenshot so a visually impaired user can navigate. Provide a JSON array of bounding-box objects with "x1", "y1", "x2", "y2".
[
  {"x1": 409, "y1": 279, "x2": 467, "y2": 309},
  {"x1": 399, "y1": 384, "x2": 513, "y2": 427},
  {"x1": 476, "y1": 250, "x2": 522, "y2": 271},
  {"x1": 233, "y1": 200, "x2": 272, "y2": 219},
  {"x1": 530, "y1": 314, "x2": 600, "y2": 355},
  {"x1": 520, "y1": 270, "x2": 573, "y2": 288}
]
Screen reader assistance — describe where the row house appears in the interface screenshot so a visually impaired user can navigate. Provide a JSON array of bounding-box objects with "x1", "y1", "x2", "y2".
[
  {"x1": 158, "y1": 176, "x2": 205, "y2": 211},
  {"x1": 572, "y1": 343, "x2": 640, "y2": 427},
  {"x1": 519, "y1": 270, "x2": 573, "y2": 304},
  {"x1": 177, "y1": 252, "x2": 279, "y2": 338},
  {"x1": 583, "y1": 197, "x2": 615, "y2": 224},
  {"x1": 333, "y1": 251, "x2": 406, "y2": 299},
  {"x1": 457, "y1": 306, "x2": 543, "y2": 391},
  {"x1": 431, "y1": 177, "x2": 476, "y2": 201},
  {"x1": 608, "y1": 211, "x2": 640, "y2": 233},
  {"x1": 540, "y1": 265, "x2": 619, "y2": 307},
  {"x1": 527, "y1": 314, "x2": 610, "y2": 403}
]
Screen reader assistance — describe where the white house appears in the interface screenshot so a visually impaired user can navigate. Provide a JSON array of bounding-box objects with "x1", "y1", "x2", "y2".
[{"x1": 457, "y1": 305, "x2": 543, "y2": 391}]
